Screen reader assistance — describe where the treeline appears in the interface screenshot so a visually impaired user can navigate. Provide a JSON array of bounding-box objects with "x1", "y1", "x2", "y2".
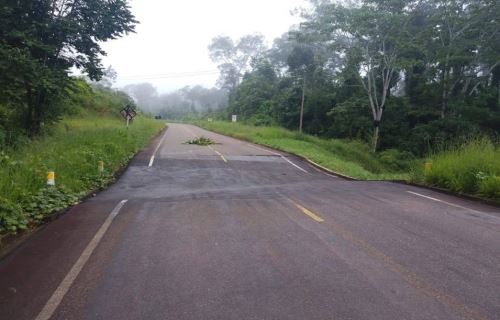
[
  {"x1": 208, "y1": 0, "x2": 500, "y2": 155},
  {"x1": 122, "y1": 84, "x2": 227, "y2": 119},
  {"x1": 0, "y1": 0, "x2": 136, "y2": 146}
]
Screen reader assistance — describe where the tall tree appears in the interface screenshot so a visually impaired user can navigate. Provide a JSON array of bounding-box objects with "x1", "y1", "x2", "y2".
[
  {"x1": 307, "y1": 1, "x2": 414, "y2": 151},
  {"x1": 0, "y1": 0, "x2": 136, "y2": 134},
  {"x1": 208, "y1": 34, "x2": 266, "y2": 92},
  {"x1": 287, "y1": 45, "x2": 315, "y2": 133}
]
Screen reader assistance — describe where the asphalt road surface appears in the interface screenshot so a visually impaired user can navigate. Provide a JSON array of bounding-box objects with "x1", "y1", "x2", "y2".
[{"x1": 1, "y1": 123, "x2": 499, "y2": 320}]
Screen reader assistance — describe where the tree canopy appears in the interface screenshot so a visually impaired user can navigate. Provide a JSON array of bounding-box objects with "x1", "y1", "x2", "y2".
[
  {"x1": 0, "y1": 0, "x2": 137, "y2": 135},
  {"x1": 206, "y1": 0, "x2": 500, "y2": 154}
]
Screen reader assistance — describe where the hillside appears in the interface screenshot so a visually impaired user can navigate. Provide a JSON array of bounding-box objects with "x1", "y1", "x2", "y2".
[{"x1": 0, "y1": 81, "x2": 164, "y2": 240}]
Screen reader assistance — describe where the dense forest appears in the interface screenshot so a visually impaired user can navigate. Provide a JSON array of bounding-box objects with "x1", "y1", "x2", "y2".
[{"x1": 203, "y1": 0, "x2": 500, "y2": 156}]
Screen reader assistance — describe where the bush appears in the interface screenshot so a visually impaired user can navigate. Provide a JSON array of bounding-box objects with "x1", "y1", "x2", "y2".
[
  {"x1": 413, "y1": 138, "x2": 500, "y2": 200},
  {"x1": 378, "y1": 149, "x2": 416, "y2": 171},
  {"x1": 0, "y1": 196, "x2": 27, "y2": 234},
  {"x1": 478, "y1": 176, "x2": 500, "y2": 199}
]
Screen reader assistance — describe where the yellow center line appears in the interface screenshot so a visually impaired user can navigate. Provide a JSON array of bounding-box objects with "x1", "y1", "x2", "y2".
[
  {"x1": 284, "y1": 196, "x2": 486, "y2": 320},
  {"x1": 287, "y1": 198, "x2": 324, "y2": 222}
]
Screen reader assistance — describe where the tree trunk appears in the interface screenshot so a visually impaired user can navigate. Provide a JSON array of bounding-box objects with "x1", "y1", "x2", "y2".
[
  {"x1": 498, "y1": 83, "x2": 500, "y2": 110},
  {"x1": 372, "y1": 122, "x2": 380, "y2": 153},
  {"x1": 440, "y1": 70, "x2": 449, "y2": 119},
  {"x1": 440, "y1": 55, "x2": 450, "y2": 119},
  {"x1": 299, "y1": 76, "x2": 306, "y2": 133}
]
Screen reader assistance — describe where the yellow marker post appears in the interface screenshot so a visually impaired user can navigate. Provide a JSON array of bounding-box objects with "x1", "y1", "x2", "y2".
[
  {"x1": 98, "y1": 161, "x2": 104, "y2": 173},
  {"x1": 47, "y1": 171, "x2": 55, "y2": 186},
  {"x1": 424, "y1": 162, "x2": 433, "y2": 173}
]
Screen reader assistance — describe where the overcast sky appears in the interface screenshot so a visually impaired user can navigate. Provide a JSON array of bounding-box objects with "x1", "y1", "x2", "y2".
[{"x1": 101, "y1": 0, "x2": 307, "y2": 93}]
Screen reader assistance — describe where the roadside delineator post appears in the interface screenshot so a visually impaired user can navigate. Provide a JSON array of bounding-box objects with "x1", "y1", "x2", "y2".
[
  {"x1": 47, "y1": 171, "x2": 55, "y2": 186},
  {"x1": 98, "y1": 161, "x2": 104, "y2": 173}
]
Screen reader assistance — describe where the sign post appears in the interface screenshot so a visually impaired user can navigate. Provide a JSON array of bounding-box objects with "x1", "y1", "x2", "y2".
[
  {"x1": 231, "y1": 115, "x2": 237, "y2": 123},
  {"x1": 120, "y1": 105, "x2": 137, "y2": 128}
]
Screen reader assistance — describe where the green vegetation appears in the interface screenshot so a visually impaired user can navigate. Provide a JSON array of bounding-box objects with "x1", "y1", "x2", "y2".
[
  {"x1": 185, "y1": 136, "x2": 216, "y2": 146},
  {"x1": 0, "y1": 80, "x2": 164, "y2": 239},
  {"x1": 0, "y1": 0, "x2": 136, "y2": 136},
  {"x1": 196, "y1": 121, "x2": 411, "y2": 180},
  {"x1": 412, "y1": 139, "x2": 500, "y2": 201},
  {"x1": 200, "y1": 0, "x2": 499, "y2": 156},
  {"x1": 198, "y1": 121, "x2": 500, "y2": 201}
]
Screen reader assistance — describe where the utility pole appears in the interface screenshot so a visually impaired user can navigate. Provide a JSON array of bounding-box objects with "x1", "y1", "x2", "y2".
[{"x1": 299, "y1": 75, "x2": 306, "y2": 133}]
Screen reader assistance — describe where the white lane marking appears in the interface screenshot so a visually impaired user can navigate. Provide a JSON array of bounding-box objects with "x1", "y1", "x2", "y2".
[
  {"x1": 282, "y1": 157, "x2": 308, "y2": 173},
  {"x1": 247, "y1": 144, "x2": 308, "y2": 173},
  {"x1": 208, "y1": 145, "x2": 228, "y2": 163},
  {"x1": 148, "y1": 156, "x2": 155, "y2": 167},
  {"x1": 149, "y1": 127, "x2": 169, "y2": 167},
  {"x1": 407, "y1": 191, "x2": 483, "y2": 214},
  {"x1": 247, "y1": 143, "x2": 282, "y2": 156},
  {"x1": 35, "y1": 200, "x2": 129, "y2": 320}
]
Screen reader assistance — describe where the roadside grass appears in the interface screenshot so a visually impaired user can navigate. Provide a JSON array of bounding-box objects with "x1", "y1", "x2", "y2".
[
  {"x1": 411, "y1": 138, "x2": 500, "y2": 201},
  {"x1": 194, "y1": 121, "x2": 411, "y2": 180},
  {"x1": 0, "y1": 115, "x2": 164, "y2": 237},
  {"x1": 195, "y1": 121, "x2": 500, "y2": 202}
]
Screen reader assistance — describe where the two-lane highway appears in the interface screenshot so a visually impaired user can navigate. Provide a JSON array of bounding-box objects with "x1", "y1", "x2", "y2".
[{"x1": 1, "y1": 123, "x2": 499, "y2": 319}]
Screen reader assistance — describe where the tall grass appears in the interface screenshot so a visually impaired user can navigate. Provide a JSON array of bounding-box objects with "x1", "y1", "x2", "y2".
[
  {"x1": 195, "y1": 121, "x2": 410, "y2": 180},
  {"x1": 412, "y1": 138, "x2": 500, "y2": 200},
  {"x1": 0, "y1": 115, "x2": 164, "y2": 236}
]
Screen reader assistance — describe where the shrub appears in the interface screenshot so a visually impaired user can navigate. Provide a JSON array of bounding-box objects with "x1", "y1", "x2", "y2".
[
  {"x1": 478, "y1": 176, "x2": 500, "y2": 199},
  {"x1": 414, "y1": 137, "x2": 500, "y2": 199},
  {"x1": 378, "y1": 149, "x2": 416, "y2": 171}
]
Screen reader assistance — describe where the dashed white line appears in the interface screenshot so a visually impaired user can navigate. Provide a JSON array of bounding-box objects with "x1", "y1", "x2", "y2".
[
  {"x1": 35, "y1": 200, "x2": 129, "y2": 320},
  {"x1": 247, "y1": 144, "x2": 308, "y2": 173},
  {"x1": 148, "y1": 127, "x2": 168, "y2": 167},
  {"x1": 407, "y1": 191, "x2": 483, "y2": 213},
  {"x1": 208, "y1": 145, "x2": 228, "y2": 163}
]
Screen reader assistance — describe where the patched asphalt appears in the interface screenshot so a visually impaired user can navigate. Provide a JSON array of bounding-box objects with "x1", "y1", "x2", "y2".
[{"x1": 1, "y1": 123, "x2": 499, "y2": 320}]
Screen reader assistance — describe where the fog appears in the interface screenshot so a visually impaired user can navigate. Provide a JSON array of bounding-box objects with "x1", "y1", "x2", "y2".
[{"x1": 101, "y1": 0, "x2": 307, "y2": 94}]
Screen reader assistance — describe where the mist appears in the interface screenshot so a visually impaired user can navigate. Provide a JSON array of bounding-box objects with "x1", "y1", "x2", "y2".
[
  {"x1": 100, "y1": 0, "x2": 306, "y2": 93},
  {"x1": 121, "y1": 83, "x2": 228, "y2": 119}
]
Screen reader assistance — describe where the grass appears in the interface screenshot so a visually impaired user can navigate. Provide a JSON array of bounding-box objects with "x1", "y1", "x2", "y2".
[
  {"x1": 0, "y1": 115, "x2": 164, "y2": 236},
  {"x1": 196, "y1": 121, "x2": 500, "y2": 202},
  {"x1": 412, "y1": 138, "x2": 500, "y2": 201},
  {"x1": 194, "y1": 121, "x2": 411, "y2": 180}
]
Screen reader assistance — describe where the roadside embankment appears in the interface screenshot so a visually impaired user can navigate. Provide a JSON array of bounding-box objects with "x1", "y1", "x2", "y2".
[
  {"x1": 194, "y1": 121, "x2": 411, "y2": 180},
  {"x1": 411, "y1": 138, "x2": 500, "y2": 202},
  {"x1": 0, "y1": 115, "x2": 164, "y2": 240},
  {"x1": 196, "y1": 121, "x2": 500, "y2": 204}
]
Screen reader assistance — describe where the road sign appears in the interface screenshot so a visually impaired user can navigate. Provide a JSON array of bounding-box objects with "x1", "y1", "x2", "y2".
[
  {"x1": 232, "y1": 115, "x2": 237, "y2": 122},
  {"x1": 120, "y1": 105, "x2": 137, "y2": 127}
]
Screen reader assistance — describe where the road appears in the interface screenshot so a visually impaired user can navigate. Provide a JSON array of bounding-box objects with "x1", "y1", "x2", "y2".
[{"x1": 1, "y1": 123, "x2": 499, "y2": 320}]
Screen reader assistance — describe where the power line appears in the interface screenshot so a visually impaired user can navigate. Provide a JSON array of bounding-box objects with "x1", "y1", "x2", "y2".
[{"x1": 118, "y1": 70, "x2": 219, "y2": 80}]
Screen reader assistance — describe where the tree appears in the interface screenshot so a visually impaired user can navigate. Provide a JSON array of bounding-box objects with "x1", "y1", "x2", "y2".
[
  {"x1": 93, "y1": 66, "x2": 118, "y2": 88},
  {"x1": 208, "y1": 34, "x2": 267, "y2": 92},
  {"x1": 287, "y1": 45, "x2": 315, "y2": 133},
  {"x1": 307, "y1": 1, "x2": 414, "y2": 151},
  {"x1": 0, "y1": 0, "x2": 136, "y2": 135}
]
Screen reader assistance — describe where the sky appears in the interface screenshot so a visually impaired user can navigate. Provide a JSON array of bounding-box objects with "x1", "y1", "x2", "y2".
[{"x1": 101, "y1": 0, "x2": 308, "y2": 93}]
